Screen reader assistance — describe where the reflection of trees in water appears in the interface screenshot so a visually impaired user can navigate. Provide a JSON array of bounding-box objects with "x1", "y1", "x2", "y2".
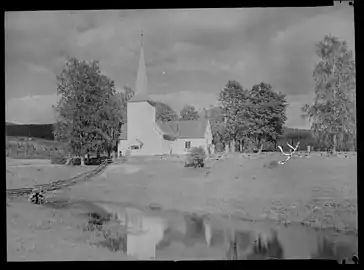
[
  {"x1": 311, "y1": 237, "x2": 356, "y2": 263},
  {"x1": 247, "y1": 230, "x2": 284, "y2": 260},
  {"x1": 227, "y1": 229, "x2": 284, "y2": 260},
  {"x1": 185, "y1": 214, "x2": 206, "y2": 242},
  {"x1": 157, "y1": 214, "x2": 212, "y2": 249}
]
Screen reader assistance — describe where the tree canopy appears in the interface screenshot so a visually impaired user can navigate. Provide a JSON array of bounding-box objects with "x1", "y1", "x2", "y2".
[
  {"x1": 248, "y1": 82, "x2": 288, "y2": 149},
  {"x1": 301, "y1": 35, "x2": 356, "y2": 153},
  {"x1": 150, "y1": 101, "x2": 178, "y2": 122},
  {"x1": 205, "y1": 106, "x2": 229, "y2": 150},
  {"x1": 53, "y1": 57, "x2": 123, "y2": 164},
  {"x1": 180, "y1": 104, "x2": 200, "y2": 120},
  {"x1": 218, "y1": 80, "x2": 287, "y2": 152}
]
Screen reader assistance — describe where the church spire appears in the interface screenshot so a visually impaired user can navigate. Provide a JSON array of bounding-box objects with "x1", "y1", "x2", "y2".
[{"x1": 134, "y1": 30, "x2": 148, "y2": 96}]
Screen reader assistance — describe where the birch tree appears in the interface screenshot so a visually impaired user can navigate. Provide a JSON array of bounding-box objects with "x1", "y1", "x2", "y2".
[{"x1": 302, "y1": 35, "x2": 356, "y2": 154}]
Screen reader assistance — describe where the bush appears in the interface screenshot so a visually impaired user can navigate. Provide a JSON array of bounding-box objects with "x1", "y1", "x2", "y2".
[
  {"x1": 215, "y1": 142, "x2": 225, "y2": 153},
  {"x1": 50, "y1": 154, "x2": 68, "y2": 165},
  {"x1": 185, "y1": 146, "x2": 206, "y2": 168}
]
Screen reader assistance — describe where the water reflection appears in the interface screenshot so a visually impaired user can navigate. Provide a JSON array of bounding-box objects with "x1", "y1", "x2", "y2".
[
  {"x1": 45, "y1": 200, "x2": 357, "y2": 261},
  {"x1": 119, "y1": 208, "x2": 166, "y2": 260},
  {"x1": 115, "y1": 207, "x2": 357, "y2": 261}
]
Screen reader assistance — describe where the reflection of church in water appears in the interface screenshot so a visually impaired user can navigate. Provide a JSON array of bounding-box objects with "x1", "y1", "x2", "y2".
[
  {"x1": 121, "y1": 208, "x2": 166, "y2": 260},
  {"x1": 120, "y1": 208, "x2": 212, "y2": 260}
]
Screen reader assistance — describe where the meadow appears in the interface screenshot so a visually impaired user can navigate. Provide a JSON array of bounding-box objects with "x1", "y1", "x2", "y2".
[
  {"x1": 6, "y1": 152, "x2": 357, "y2": 261},
  {"x1": 6, "y1": 136, "x2": 66, "y2": 160}
]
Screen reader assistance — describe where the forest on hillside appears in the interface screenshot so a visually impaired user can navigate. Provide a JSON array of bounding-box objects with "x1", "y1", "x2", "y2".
[{"x1": 6, "y1": 123, "x2": 54, "y2": 140}]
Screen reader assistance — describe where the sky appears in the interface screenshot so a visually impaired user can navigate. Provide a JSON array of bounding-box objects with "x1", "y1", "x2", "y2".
[{"x1": 5, "y1": 4, "x2": 355, "y2": 128}]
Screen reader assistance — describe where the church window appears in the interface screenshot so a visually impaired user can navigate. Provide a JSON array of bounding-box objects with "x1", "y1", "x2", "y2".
[{"x1": 185, "y1": 141, "x2": 191, "y2": 149}]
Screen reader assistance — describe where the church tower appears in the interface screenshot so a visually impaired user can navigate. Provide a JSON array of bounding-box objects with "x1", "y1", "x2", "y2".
[
  {"x1": 126, "y1": 31, "x2": 156, "y2": 151},
  {"x1": 128, "y1": 31, "x2": 150, "y2": 103}
]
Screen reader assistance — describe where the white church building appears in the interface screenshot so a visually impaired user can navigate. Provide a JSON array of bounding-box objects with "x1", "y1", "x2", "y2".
[{"x1": 118, "y1": 34, "x2": 213, "y2": 157}]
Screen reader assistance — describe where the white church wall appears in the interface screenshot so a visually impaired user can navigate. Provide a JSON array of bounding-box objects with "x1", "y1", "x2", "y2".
[
  {"x1": 118, "y1": 140, "x2": 129, "y2": 156},
  {"x1": 171, "y1": 138, "x2": 208, "y2": 155},
  {"x1": 126, "y1": 101, "x2": 172, "y2": 156},
  {"x1": 127, "y1": 102, "x2": 156, "y2": 140}
]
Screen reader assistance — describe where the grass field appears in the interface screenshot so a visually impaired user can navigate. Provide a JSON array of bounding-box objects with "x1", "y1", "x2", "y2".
[
  {"x1": 6, "y1": 153, "x2": 357, "y2": 261},
  {"x1": 6, "y1": 136, "x2": 65, "y2": 160},
  {"x1": 68, "y1": 153, "x2": 357, "y2": 230},
  {"x1": 6, "y1": 159, "x2": 94, "y2": 189}
]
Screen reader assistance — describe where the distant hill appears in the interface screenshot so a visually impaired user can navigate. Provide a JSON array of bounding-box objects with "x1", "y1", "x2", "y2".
[
  {"x1": 283, "y1": 126, "x2": 312, "y2": 135},
  {"x1": 5, "y1": 120, "x2": 312, "y2": 142}
]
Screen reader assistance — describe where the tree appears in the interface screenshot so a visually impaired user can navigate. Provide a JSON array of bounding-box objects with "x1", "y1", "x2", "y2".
[
  {"x1": 301, "y1": 35, "x2": 356, "y2": 154},
  {"x1": 180, "y1": 104, "x2": 200, "y2": 120},
  {"x1": 206, "y1": 106, "x2": 229, "y2": 151},
  {"x1": 151, "y1": 101, "x2": 178, "y2": 122},
  {"x1": 218, "y1": 81, "x2": 254, "y2": 152},
  {"x1": 218, "y1": 81, "x2": 287, "y2": 153},
  {"x1": 123, "y1": 86, "x2": 135, "y2": 101},
  {"x1": 93, "y1": 90, "x2": 124, "y2": 159},
  {"x1": 247, "y1": 82, "x2": 288, "y2": 153},
  {"x1": 53, "y1": 57, "x2": 123, "y2": 165}
]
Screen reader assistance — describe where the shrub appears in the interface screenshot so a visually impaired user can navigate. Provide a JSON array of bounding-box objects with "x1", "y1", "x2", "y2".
[
  {"x1": 215, "y1": 142, "x2": 224, "y2": 153},
  {"x1": 185, "y1": 146, "x2": 206, "y2": 168},
  {"x1": 50, "y1": 154, "x2": 68, "y2": 165}
]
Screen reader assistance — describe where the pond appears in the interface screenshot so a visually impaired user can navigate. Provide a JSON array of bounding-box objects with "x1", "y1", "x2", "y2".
[{"x1": 44, "y1": 199, "x2": 358, "y2": 262}]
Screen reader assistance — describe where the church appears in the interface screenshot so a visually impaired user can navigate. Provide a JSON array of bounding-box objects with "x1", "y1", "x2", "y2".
[{"x1": 117, "y1": 34, "x2": 214, "y2": 157}]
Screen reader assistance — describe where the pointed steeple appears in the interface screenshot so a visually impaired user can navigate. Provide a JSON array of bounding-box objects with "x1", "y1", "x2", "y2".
[{"x1": 129, "y1": 30, "x2": 151, "y2": 103}]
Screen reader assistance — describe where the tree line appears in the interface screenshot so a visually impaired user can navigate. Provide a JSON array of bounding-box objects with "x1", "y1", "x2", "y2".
[
  {"x1": 50, "y1": 34, "x2": 355, "y2": 164},
  {"x1": 6, "y1": 123, "x2": 55, "y2": 140}
]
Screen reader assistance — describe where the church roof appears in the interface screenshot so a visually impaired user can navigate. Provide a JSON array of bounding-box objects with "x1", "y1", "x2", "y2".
[
  {"x1": 157, "y1": 119, "x2": 209, "y2": 139},
  {"x1": 128, "y1": 93, "x2": 154, "y2": 103}
]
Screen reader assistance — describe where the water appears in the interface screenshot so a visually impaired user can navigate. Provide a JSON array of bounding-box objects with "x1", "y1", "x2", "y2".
[{"x1": 45, "y1": 199, "x2": 358, "y2": 262}]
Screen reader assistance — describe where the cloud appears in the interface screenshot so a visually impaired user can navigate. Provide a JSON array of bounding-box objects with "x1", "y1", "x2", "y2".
[
  {"x1": 6, "y1": 94, "x2": 58, "y2": 124},
  {"x1": 268, "y1": 8, "x2": 355, "y2": 96},
  {"x1": 285, "y1": 94, "x2": 315, "y2": 129},
  {"x1": 151, "y1": 91, "x2": 219, "y2": 112},
  {"x1": 5, "y1": 6, "x2": 355, "y2": 128},
  {"x1": 25, "y1": 62, "x2": 53, "y2": 74},
  {"x1": 5, "y1": 91, "x2": 218, "y2": 124}
]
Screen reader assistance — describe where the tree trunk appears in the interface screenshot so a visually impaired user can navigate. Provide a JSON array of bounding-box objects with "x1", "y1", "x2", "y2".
[
  {"x1": 81, "y1": 156, "x2": 85, "y2": 166},
  {"x1": 258, "y1": 144, "x2": 264, "y2": 154},
  {"x1": 256, "y1": 138, "x2": 262, "y2": 154},
  {"x1": 332, "y1": 133, "x2": 337, "y2": 155},
  {"x1": 65, "y1": 153, "x2": 72, "y2": 165},
  {"x1": 225, "y1": 143, "x2": 230, "y2": 154},
  {"x1": 231, "y1": 139, "x2": 236, "y2": 153},
  {"x1": 240, "y1": 140, "x2": 243, "y2": 152}
]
